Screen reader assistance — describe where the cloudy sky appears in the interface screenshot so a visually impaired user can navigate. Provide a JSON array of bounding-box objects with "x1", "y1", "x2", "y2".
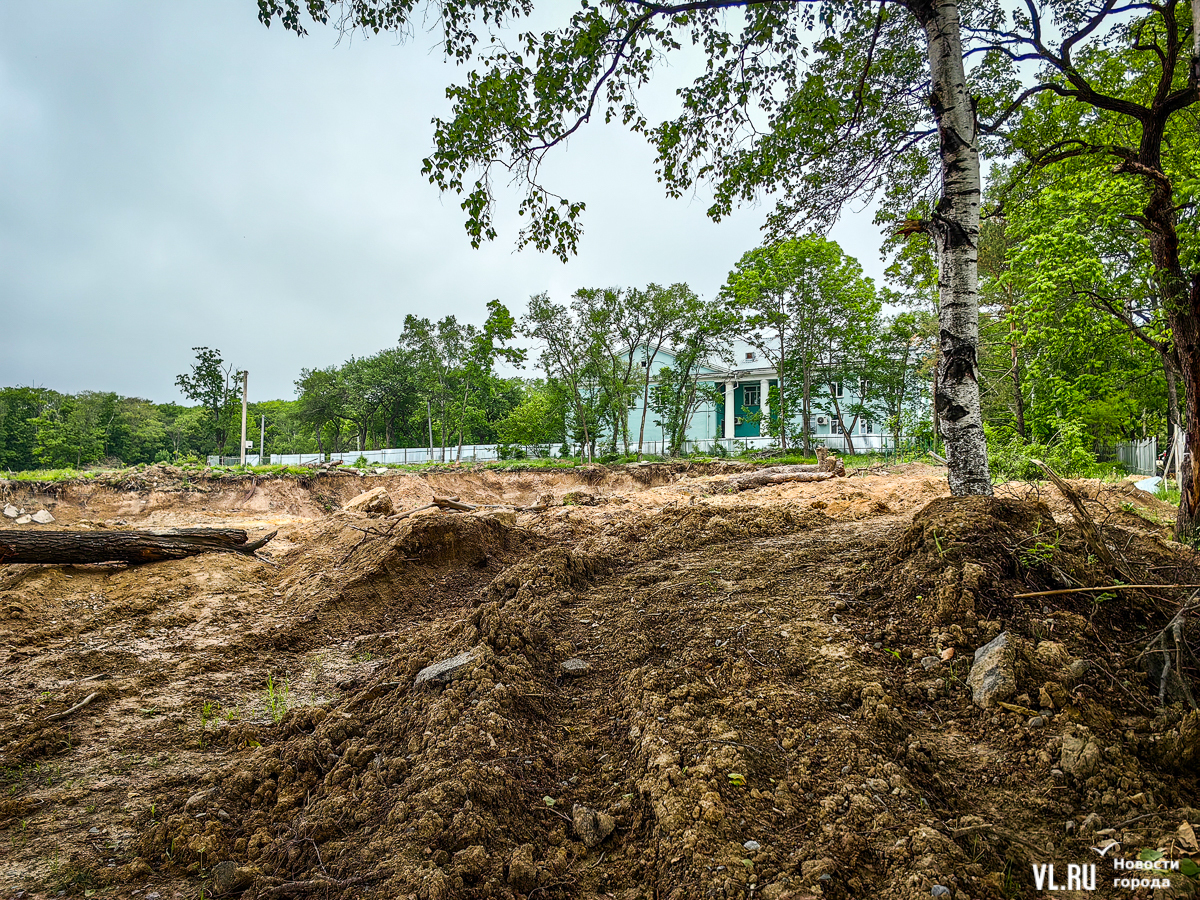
[{"x1": 0, "y1": 3, "x2": 887, "y2": 404}]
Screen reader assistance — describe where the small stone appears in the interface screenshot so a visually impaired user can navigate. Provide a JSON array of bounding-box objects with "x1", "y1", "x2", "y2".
[
  {"x1": 14, "y1": 515, "x2": 31, "y2": 525},
  {"x1": 920, "y1": 656, "x2": 941, "y2": 671},
  {"x1": 743, "y1": 840, "x2": 761, "y2": 852},
  {"x1": 414, "y1": 650, "x2": 476, "y2": 687},
  {"x1": 30, "y1": 509, "x2": 55, "y2": 524},
  {"x1": 3, "y1": 504, "x2": 19, "y2": 518},
  {"x1": 211, "y1": 861, "x2": 254, "y2": 895},
  {"x1": 343, "y1": 486, "x2": 394, "y2": 515},
  {"x1": 561, "y1": 658, "x2": 591, "y2": 677},
  {"x1": 480, "y1": 509, "x2": 517, "y2": 527},
  {"x1": 930, "y1": 887, "x2": 951, "y2": 898},
  {"x1": 1028, "y1": 716, "x2": 1045, "y2": 728},
  {"x1": 1060, "y1": 729, "x2": 1102, "y2": 778},
  {"x1": 833, "y1": 600, "x2": 847, "y2": 611},
  {"x1": 1065, "y1": 820, "x2": 1076, "y2": 834},
  {"x1": 128, "y1": 858, "x2": 153, "y2": 878},
  {"x1": 572, "y1": 803, "x2": 616, "y2": 849},
  {"x1": 966, "y1": 631, "x2": 1018, "y2": 708},
  {"x1": 184, "y1": 789, "x2": 214, "y2": 813}
]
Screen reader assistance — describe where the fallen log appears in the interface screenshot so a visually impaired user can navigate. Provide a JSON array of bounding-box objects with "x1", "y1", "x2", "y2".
[
  {"x1": 0, "y1": 528, "x2": 277, "y2": 566},
  {"x1": 717, "y1": 466, "x2": 838, "y2": 492}
]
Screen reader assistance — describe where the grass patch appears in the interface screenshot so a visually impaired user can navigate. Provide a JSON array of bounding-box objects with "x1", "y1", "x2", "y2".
[
  {"x1": 265, "y1": 675, "x2": 292, "y2": 724},
  {"x1": 1155, "y1": 479, "x2": 1181, "y2": 506}
]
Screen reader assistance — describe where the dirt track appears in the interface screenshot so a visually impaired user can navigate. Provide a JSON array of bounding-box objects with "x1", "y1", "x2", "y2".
[{"x1": 2, "y1": 462, "x2": 1199, "y2": 900}]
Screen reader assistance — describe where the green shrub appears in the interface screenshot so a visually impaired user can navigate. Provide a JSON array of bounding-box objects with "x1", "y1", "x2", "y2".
[{"x1": 986, "y1": 420, "x2": 1099, "y2": 481}]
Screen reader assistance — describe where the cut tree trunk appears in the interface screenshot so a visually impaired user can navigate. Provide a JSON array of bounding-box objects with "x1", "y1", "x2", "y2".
[
  {"x1": 904, "y1": 0, "x2": 992, "y2": 496},
  {"x1": 717, "y1": 459, "x2": 845, "y2": 492},
  {"x1": 0, "y1": 528, "x2": 277, "y2": 566}
]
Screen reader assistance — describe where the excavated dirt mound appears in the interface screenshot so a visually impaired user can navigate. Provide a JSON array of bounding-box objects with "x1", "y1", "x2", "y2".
[{"x1": 3, "y1": 466, "x2": 1200, "y2": 900}]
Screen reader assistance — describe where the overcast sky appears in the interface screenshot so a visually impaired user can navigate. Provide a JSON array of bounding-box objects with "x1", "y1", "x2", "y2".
[{"x1": 0, "y1": 3, "x2": 887, "y2": 404}]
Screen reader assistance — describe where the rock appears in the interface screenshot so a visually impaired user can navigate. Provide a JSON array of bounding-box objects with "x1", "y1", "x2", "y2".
[
  {"x1": 30, "y1": 510, "x2": 55, "y2": 524},
  {"x1": 127, "y1": 857, "x2": 153, "y2": 878},
  {"x1": 572, "y1": 803, "x2": 616, "y2": 849},
  {"x1": 920, "y1": 656, "x2": 941, "y2": 671},
  {"x1": 561, "y1": 658, "x2": 591, "y2": 677},
  {"x1": 414, "y1": 650, "x2": 476, "y2": 687},
  {"x1": 479, "y1": 509, "x2": 517, "y2": 527},
  {"x1": 1035, "y1": 640, "x2": 1071, "y2": 670},
  {"x1": 1060, "y1": 729, "x2": 1102, "y2": 778},
  {"x1": 3, "y1": 504, "x2": 18, "y2": 518},
  {"x1": 967, "y1": 632, "x2": 1018, "y2": 708},
  {"x1": 743, "y1": 840, "x2": 761, "y2": 852},
  {"x1": 14, "y1": 515, "x2": 31, "y2": 525},
  {"x1": 184, "y1": 789, "x2": 215, "y2": 813},
  {"x1": 210, "y1": 861, "x2": 254, "y2": 894},
  {"x1": 931, "y1": 887, "x2": 951, "y2": 898},
  {"x1": 1065, "y1": 659, "x2": 1089, "y2": 685},
  {"x1": 343, "y1": 486, "x2": 393, "y2": 515},
  {"x1": 801, "y1": 858, "x2": 836, "y2": 881},
  {"x1": 507, "y1": 843, "x2": 538, "y2": 892}
]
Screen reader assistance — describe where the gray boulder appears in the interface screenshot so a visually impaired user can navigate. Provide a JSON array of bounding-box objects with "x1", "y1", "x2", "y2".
[
  {"x1": 967, "y1": 632, "x2": 1018, "y2": 708},
  {"x1": 414, "y1": 650, "x2": 476, "y2": 687}
]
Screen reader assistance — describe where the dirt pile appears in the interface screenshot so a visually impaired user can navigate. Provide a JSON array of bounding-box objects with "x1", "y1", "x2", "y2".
[{"x1": 3, "y1": 466, "x2": 1200, "y2": 900}]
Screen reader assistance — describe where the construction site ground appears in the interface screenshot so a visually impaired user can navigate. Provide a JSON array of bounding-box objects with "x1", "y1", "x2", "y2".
[{"x1": 2, "y1": 460, "x2": 1199, "y2": 900}]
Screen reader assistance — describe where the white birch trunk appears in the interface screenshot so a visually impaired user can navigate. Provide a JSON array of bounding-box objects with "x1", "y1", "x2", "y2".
[
  {"x1": 1192, "y1": 0, "x2": 1200, "y2": 82},
  {"x1": 913, "y1": 0, "x2": 992, "y2": 495}
]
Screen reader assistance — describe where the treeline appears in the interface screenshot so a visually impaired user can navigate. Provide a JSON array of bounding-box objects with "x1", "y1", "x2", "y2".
[
  {"x1": 1, "y1": 207, "x2": 1182, "y2": 473},
  {"x1": 0, "y1": 386, "x2": 314, "y2": 470}
]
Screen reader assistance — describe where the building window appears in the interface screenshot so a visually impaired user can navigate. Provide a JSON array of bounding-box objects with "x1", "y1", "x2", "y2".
[
  {"x1": 863, "y1": 420, "x2": 873, "y2": 434},
  {"x1": 742, "y1": 385, "x2": 760, "y2": 407},
  {"x1": 832, "y1": 382, "x2": 844, "y2": 398},
  {"x1": 745, "y1": 351, "x2": 757, "y2": 361},
  {"x1": 830, "y1": 418, "x2": 842, "y2": 434}
]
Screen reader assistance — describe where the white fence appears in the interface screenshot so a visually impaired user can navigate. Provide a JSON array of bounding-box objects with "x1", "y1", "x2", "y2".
[
  {"x1": 206, "y1": 433, "x2": 914, "y2": 467},
  {"x1": 1116, "y1": 437, "x2": 1158, "y2": 477}
]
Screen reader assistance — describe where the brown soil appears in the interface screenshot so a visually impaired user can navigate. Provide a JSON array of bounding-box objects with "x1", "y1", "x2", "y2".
[{"x1": 2, "y1": 462, "x2": 1199, "y2": 900}]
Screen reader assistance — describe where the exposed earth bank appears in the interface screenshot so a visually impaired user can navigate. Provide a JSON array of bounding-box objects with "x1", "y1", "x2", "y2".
[{"x1": 2, "y1": 461, "x2": 1198, "y2": 900}]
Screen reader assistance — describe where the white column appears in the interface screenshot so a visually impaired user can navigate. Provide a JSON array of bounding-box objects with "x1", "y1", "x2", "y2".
[
  {"x1": 760, "y1": 378, "x2": 770, "y2": 434},
  {"x1": 724, "y1": 381, "x2": 735, "y2": 440}
]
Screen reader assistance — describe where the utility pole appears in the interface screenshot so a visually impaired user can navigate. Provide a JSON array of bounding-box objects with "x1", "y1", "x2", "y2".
[
  {"x1": 260, "y1": 414, "x2": 266, "y2": 466},
  {"x1": 427, "y1": 399, "x2": 434, "y2": 456},
  {"x1": 239, "y1": 370, "x2": 249, "y2": 466}
]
